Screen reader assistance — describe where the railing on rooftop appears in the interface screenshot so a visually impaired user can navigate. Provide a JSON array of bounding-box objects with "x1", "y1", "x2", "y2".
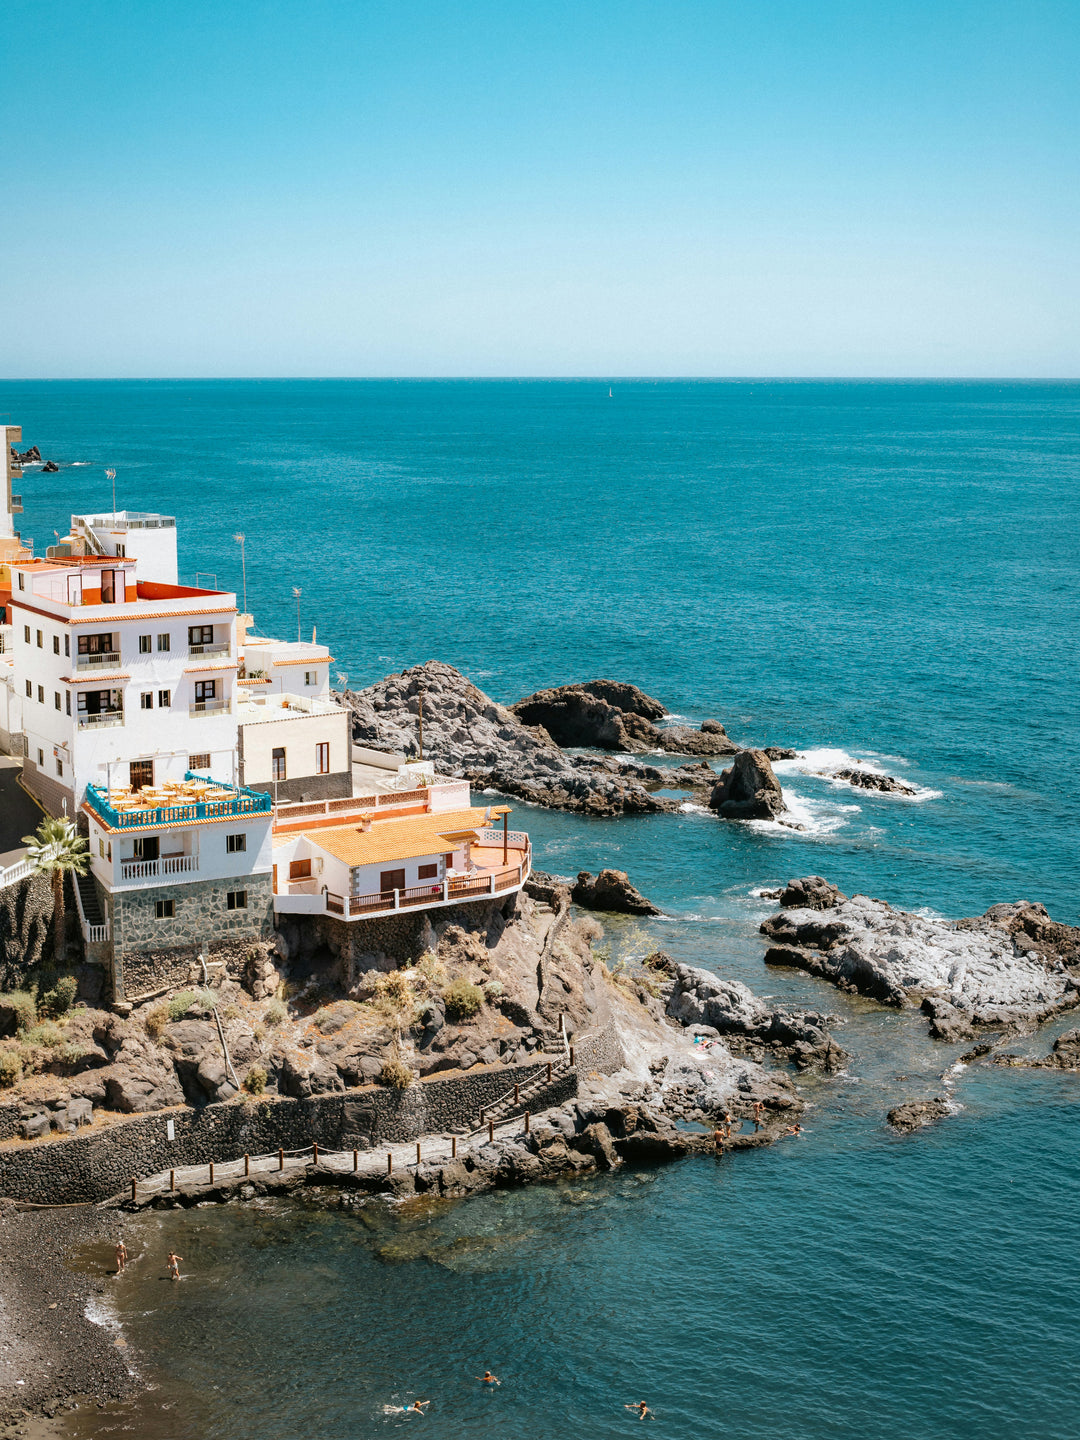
[
  {"x1": 189, "y1": 699, "x2": 230, "y2": 718},
  {"x1": 78, "y1": 710, "x2": 124, "y2": 730},
  {"x1": 188, "y1": 642, "x2": 231, "y2": 657},
  {"x1": 85, "y1": 772, "x2": 272, "y2": 830},
  {"x1": 76, "y1": 651, "x2": 121, "y2": 670}
]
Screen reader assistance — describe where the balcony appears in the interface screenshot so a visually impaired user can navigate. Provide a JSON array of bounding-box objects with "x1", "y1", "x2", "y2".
[
  {"x1": 120, "y1": 854, "x2": 198, "y2": 881},
  {"x1": 85, "y1": 773, "x2": 272, "y2": 830},
  {"x1": 188, "y1": 642, "x2": 230, "y2": 657},
  {"x1": 189, "y1": 699, "x2": 229, "y2": 718},
  {"x1": 78, "y1": 710, "x2": 124, "y2": 730},
  {"x1": 76, "y1": 651, "x2": 121, "y2": 670}
]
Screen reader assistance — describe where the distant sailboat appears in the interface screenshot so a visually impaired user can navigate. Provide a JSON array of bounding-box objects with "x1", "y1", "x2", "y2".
[{"x1": 608, "y1": 387, "x2": 613, "y2": 398}]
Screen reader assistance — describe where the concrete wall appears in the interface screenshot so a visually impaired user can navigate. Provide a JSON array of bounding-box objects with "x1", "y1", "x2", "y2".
[
  {"x1": 0, "y1": 1059, "x2": 579, "y2": 1204},
  {"x1": 20, "y1": 753, "x2": 75, "y2": 820}
]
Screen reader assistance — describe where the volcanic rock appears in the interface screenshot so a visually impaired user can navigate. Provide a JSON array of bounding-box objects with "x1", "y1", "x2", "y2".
[
  {"x1": 571, "y1": 869, "x2": 661, "y2": 916},
  {"x1": 511, "y1": 681, "x2": 736, "y2": 756},
  {"x1": 666, "y1": 964, "x2": 846, "y2": 1071},
  {"x1": 832, "y1": 769, "x2": 918, "y2": 796},
  {"x1": 887, "y1": 1098, "x2": 949, "y2": 1133},
  {"x1": 709, "y1": 749, "x2": 787, "y2": 821},
  {"x1": 761, "y1": 886, "x2": 1080, "y2": 1033}
]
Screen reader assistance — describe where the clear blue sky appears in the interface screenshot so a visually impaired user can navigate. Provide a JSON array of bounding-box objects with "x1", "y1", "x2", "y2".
[{"x1": 4, "y1": 0, "x2": 1078, "y2": 377}]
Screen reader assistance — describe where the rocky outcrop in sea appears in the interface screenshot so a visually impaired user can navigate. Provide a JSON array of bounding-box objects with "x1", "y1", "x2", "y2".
[
  {"x1": 511, "y1": 680, "x2": 736, "y2": 756},
  {"x1": 709, "y1": 749, "x2": 789, "y2": 822},
  {"x1": 760, "y1": 879, "x2": 1080, "y2": 1036}
]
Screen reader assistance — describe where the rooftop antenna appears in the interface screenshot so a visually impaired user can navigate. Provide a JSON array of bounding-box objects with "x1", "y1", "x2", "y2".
[
  {"x1": 292, "y1": 586, "x2": 302, "y2": 643},
  {"x1": 106, "y1": 468, "x2": 117, "y2": 517},
  {"x1": 233, "y1": 532, "x2": 247, "y2": 614}
]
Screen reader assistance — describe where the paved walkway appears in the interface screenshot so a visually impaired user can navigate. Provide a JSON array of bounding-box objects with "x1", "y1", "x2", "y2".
[{"x1": 126, "y1": 1117, "x2": 529, "y2": 1202}]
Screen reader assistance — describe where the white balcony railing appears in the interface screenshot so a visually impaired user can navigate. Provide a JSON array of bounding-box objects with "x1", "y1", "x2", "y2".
[
  {"x1": 76, "y1": 651, "x2": 121, "y2": 670},
  {"x1": 121, "y1": 855, "x2": 198, "y2": 881},
  {"x1": 189, "y1": 699, "x2": 229, "y2": 717},
  {"x1": 78, "y1": 711, "x2": 124, "y2": 730},
  {"x1": 188, "y1": 642, "x2": 230, "y2": 657}
]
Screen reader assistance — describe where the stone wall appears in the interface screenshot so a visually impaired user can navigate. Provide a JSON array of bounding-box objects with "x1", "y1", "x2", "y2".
[
  {"x1": 573, "y1": 1021, "x2": 627, "y2": 1077},
  {"x1": 0, "y1": 1059, "x2": 578, "y2": 1205},
  {"x1": 107, "y1": 873, "x2": 274, "y2": 998},
  {"x1": 0, "y1": 872, "x2": 61, "y2": 990}
]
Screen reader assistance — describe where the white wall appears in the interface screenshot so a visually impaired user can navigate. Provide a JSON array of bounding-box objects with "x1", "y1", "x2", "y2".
[{"x1": 240, "y1": 707, "x2": 349, "y2": 785}]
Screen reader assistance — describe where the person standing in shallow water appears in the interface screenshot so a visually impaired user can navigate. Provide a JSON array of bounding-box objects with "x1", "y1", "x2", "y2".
[
  {"x1": 753, "y1": 1101, "x2": 763, "y2": 1132},
  {"x1": 115, "y1": 1238, "x2": 128, "y2": 1273},
  {"x1": 167, "y1": 1251, "x2": 183, "y2": 1281}
]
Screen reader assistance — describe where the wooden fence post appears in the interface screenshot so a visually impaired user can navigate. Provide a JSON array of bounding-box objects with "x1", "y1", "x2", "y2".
[
  {"x1": 451, "y1": 1136, "x2": 457, "y2": 1158},
  {"x1": 524, "y1": 1110, "x2": 530, "y2": 1134},
  {"x1": 569, "y1": 1045, "x2": 575, "y2": 1066},
  {"x1": 244, "y1": 1153, "x2": 250, "y2": 1176},
  {"x1": 416, "y1": 1142, "x2": 421, "y2": 1165},
  {"x1": 488, "y1": 1119, "x2": 494, "y2": 1142},
  {"x1": 353, "y1": 1150, "x2": 358, "y2": 1171},
  {"x1": 547, "y1": 1062, "x2": 552, "y2": 1083},
  {"x1": 514, "y1": 1083, "x2": 520, "y2": 1105},
  {"x1": 169, "y1": 1169, "x2": 175, "y2": 1191},
  {"x1": 130, "y1": 1177, "x2": 136, "y2": 1203},
  {"x1": 313, "y1": 1142, "x2": 319, "y2": 1164},
  {"x1": 387, "y1": 1152, "x2": 393, "y2": 1175},
  {"x1": 209, "y1": 1161, "x2": 214, "y2": 1184},
  {"x1": 278, "y1": 1148, "x2": 284, "y2": 1172}
]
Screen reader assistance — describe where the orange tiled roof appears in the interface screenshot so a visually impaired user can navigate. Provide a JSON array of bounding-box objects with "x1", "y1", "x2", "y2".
[{"x1": 303, "y1": 808, "x2": 491, "y2": 867}]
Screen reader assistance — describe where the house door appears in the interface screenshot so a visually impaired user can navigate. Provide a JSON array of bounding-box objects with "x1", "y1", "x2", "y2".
[
  {"x1": 130, "y1": 759, "x2": 153, "y2": 789},
  {"x1": 380, "y1": 869, "x2": 406, "y2": 894}
]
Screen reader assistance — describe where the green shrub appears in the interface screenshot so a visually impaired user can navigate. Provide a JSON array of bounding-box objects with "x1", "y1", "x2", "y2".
[
  {"x1": 22, "y1": 1021, "x2": 65, "y2": 1050},
  {"x1": 61, "y1": 1040, "x2": 89, "y2": 1065},
  {"x1": 168, "y1": 990, "x2": 199, "y2": 1021},
  {"x1": 38, "y1": 976, "x2": 78, "y2": 1019},
  {"x1": 482, "y1": 979, "x2": 504, "y2": 999},
  {"x1": 243, "y1": 1064, "x2": 268, "y2": 1095},
  {"x1": 0, "y1": 1049, "x2": 22, "y2": 1087},
  {"x1": 144, "y1": 1002, "x2": 170, "y2": 1039},
  {"x1": 378, "y1": 1055, "x2": 413, "y2": 1089},
  {"x1": 371, "y1": 972, "x2": 414, "y2": 1018},
  {"x1": 2, "y1": 991, "x2": 37, "y2": 1034},
  {"x1": 264, "y1": 998, "x2": 287, "y2": 1026},
  {"x1": 442, "y1": 977, "x2": 484, "y2": 1022}
]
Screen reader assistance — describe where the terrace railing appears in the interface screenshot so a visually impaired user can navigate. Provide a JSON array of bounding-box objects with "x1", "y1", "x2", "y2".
[
  {"x1": 78, "y1": 710, "x2": 124, "y2": 730},
  {"x1": 76, "y1": 651, "x2": 121, "y2": 670},
  {"x1": 120, "y1": 855, "x2": 199, "y2": 880},
  {"x1": 189, "y1": 699, "x2": 229, "y2": 717},
  {"x1": 85, "y1": 774, "x2": 272, "y2": 830},
  {"x1": 188, "y1": 642, "x2": 231, "y2": 657}
]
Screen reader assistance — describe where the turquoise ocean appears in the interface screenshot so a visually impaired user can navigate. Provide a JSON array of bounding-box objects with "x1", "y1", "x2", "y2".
[{"x1": 6, "y1": 379, "x2": 1080, "y2": 1439}]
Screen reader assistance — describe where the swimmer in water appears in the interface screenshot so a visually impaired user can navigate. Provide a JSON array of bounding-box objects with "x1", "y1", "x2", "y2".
[
  {"x1": 115, "y1": 1238, "x2": 128, "y2": 1273},
  {"x1": 476, "y1": 1371, "x2": 501, "y2": 1386},
  {"x1": 785, "y1": 1123, "x2": 803, "y2": 1136},
  {"x1": 392, "y1": 1401, "x2": 429, "y2": 1417},
  {"x1": 625, "y1": 1400, "x2": 652, "y2": 1419},
  {"x1": 167, "y1": 1250, "x2": 183, "y2": 1281}
]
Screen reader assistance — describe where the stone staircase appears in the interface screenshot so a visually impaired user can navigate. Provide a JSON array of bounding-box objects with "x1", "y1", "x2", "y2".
[{"x1": 475, "y1": 1053, "x2": 573, "y2": 1132}]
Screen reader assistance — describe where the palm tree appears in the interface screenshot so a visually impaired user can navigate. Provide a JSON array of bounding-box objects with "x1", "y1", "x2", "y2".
[{"x1": 22, "y1": 817, "x2": 90, "y2": 965}]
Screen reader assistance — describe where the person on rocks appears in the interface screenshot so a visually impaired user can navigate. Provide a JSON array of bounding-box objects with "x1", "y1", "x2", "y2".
[
  {"x1": 625, "y1": 1400, "x2": 653, "y2": 1420},
  {"x1": 753, "y1": 1102, "x2": 764, "y2": 1133},
  {"x1": 115, "y1": 1238, "x2": 128, "y2": 1273},
  {"x1": 713, "y1": 1128, "x2": 725, "y2": 1155},
  {"x1": 476, "y1": 1370, "x2": 501, "y2": 1387},
  {"x1": 722, "y1": 1109, "x2": 733, "y2": 1140},
  {"x1": 167, "y1": 1250, "x2": 184, "y2": 1281}
]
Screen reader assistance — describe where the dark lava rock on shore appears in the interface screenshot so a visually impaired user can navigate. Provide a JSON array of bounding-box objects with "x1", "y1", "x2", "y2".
[
  {"x1": 571, "y1": 869, "x2": 661, "y2": 916},
  {"x1": 511, "y1": 680, "x2": 737, "y2": 756},
  {"x1": 709, "y1": 749, "x2": 787, "y2": 821},
  {"x1": 831, "y1": 768, "x2": 918, "y2": 796},
  {"x1": 887, "y1": 1098, "x2": 950, "y2": 1132}
]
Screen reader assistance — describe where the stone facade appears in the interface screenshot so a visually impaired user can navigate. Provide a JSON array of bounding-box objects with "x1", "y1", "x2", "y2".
[
  {"x1": 574, "y1": 1021, "x2": 627, "y2": 1077},
  {"x1": 0, "y1": 1060, "x2": 579, "y2": 1205},
  {"x1": 19, "y1": 754, "x2": 75, "y2": 822},
  {"x1": 106, "y1": 873, "x2": 274, "y2": 1000}
]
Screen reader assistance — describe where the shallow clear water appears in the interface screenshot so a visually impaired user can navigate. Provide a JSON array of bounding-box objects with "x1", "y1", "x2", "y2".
[{"x1": 7, "y1": 379, "x2": 1080, "y2": 1438}]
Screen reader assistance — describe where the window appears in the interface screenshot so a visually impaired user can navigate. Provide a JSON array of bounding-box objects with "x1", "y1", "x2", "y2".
[
  {"x1": 129, "y1": 759, "x2": 153, "y2": 789},
  {"x1": 226, "y1": 890, "x2": 248, "y2": 910},
  {"x1": 36, "y1": 685, "x2": 44, "y2": 704},
  {"x1": 36, "y1": 749, "x2": 44, "y2": 766},
  {"x1": 194, "y1": 679, "x2": 217, "y2": 703},
  {"x1": 52, "y1": 636, "x2": 59, "y2": 655},
  {"x1": 157, "y1": 633, "x2": 170, "y2": 652},
  {"x1": 65, "y1": 692, "x2": 70, "y2": 716},
  {"x1": 78, "y1": 633, "x2": 115, "y2": 655},
  {"x1": 54, "y1": 692, "x2": 61, "y2": 710},
  {"x1": 17, "y1": 574, "x2": 24, "y2": 591},
  {"x1": 380, "y1": 869, "x2": 406, "y2": 893},
  {"x1": 289, "y1": 859, "x2": 311, "y2": 880},
  {"x1": 138, "y1": 635, "x2": 152, "y2": 654},
  {"x1": 36, "y1": 630, "x2": 42, "y2": 648},
  {"x1": 305, "y1": 670, "x2": 317, "y2": 686},
  {"x1": 158, "y1": 690, "x2": 171, "y2": 708},
  {"x1": 115, "y1": 543, "x2": 126, "y2": 557},
  {"x1": 78, "y1": 688, "x2": 122, "y2": 718},
  {"x1": 418, "y1": 863, "x2": 438, "y2": 880},
  {"x1": 155, "y1": 899, "x2": 175, "y2": 919},
  {"x1": 24, "y1": 680, "x2": 31, "y2": 698},
  {"x1": 140, "y1": 693, "x2": 153, "y2": 710},
  {"x1": 22, "y1": 625, "x2": 29, "y2": 644},
  {"x1": 189, "y1": 752, "x2": 210, "y2": 772},
  {"x1": 99, "y1": 839, "x2": 105, "y2": 858},
  {"x1": 55, "y1": 760, "x2": 63, "y2": 778},
  {"x1": 134, "y1": 836, "x2": 159, "y2": 861},
  {"x1": 64, "y1": 635, "x2": 69, "y2": 657},
  {"x1": 188, "y1": 625, "x2": 214, "y2": 647},
  {"x1": 226, "y1": 834, "x2": 247, "y2": 854},
  {"x1": 271, "y1": 747, "x2": 286, "y2": 781},
  {"x1": 316, "y1": 742, "x2": 329, "y2": 774}
]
